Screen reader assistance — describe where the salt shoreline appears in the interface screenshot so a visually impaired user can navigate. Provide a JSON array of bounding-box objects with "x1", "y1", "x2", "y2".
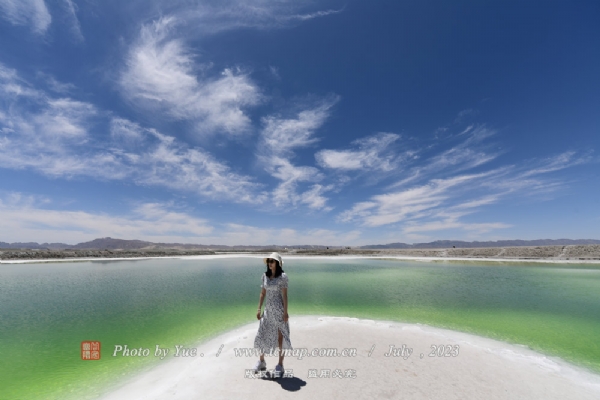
[
  {"x1": 96, "y1": 315, "x2": 600, "y2": 400},
  {"x1": 3, "y1": 252, "x2": 600, "y2": 265},
  {"x1": 2, "y1": 244, "x2": 600, "y2": 264}
]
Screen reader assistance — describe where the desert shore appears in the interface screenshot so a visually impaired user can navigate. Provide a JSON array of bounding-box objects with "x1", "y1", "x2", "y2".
[
  {"x1": 2, "y1": 244, "x2": 600, "y2": 263},
  {"x1": 98, "y1": 316, "x2": 600, "y2": 400}
]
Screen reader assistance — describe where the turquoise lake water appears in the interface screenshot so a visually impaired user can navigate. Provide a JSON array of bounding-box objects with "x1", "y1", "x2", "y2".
[{"x1": 1, "y1": 257, "x2": 599, "y2": 399}]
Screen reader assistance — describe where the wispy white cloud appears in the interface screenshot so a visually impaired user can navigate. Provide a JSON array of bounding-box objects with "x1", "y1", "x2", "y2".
[
  {"x1": 36, "y1": 72, "x2": 77, "y2": 94},
  {"x1": 264, "y1": 156, "x2": 327, "y2": 208},
  {"x1": 316, "y1": 132, "x2": 407, "y2": 172},
  {"x1": 299, "y1": 183, "x2": 334, "y2": 211},
  {"x1": 434, "y1": 108, "x2": 479, "y2": 139},
  {"x1": 389, "y1": 125, "x2": 500, "y2": 189},
  {"x1": 286, "y1": 8, "x2": 345, "y2": 22},
  {"x1": 400, "y1": 199, "x2": 512, "y2": 235},
  {"x1": 519, "y1": 151, "x2": 592, "y2": 178},
  {"x1": 167, "y1": 0, "x2": 344, "y2": 35},
  {"x1": 120, "y1": 16, "x2": 262, "y2": 136},
  {"x1": 454, "y1": 108, "x2": 475, "y2": 123},
  {"x1": 338, "y1": 142, "x2": 592, "y2": 235},
  {"x1": 261, "y1": 96, "x2": 338, "y2": 154},
  {"x1": 0, "y1": 63, "x2": 264, "y2": 203},
  {"x1": 0, "y1": 0, "x2": 51, "y2": 34},
  {"x1": 258, "y1": 96, "x2": 339, "y2": 209},
  {"x1": 217, "y1": 222, "x2": 361, "y2": 246},
  {"x1": 0, "y1": 74, "x2": 114, "y2": 177},
  {"x1": 451, "y1": 195, "x2": 501, "y2": 210},
  {"x1": 0, "y1": 194, "x2": 214, "y2": 243},
  {"x1": 110, "y1": 117, "x2": 144, "y2": 142},
  {"x1": 60, "y1": 0, "x2": 84, "y2": 42},
  {"x1": 474, "y1": 151, "x2": 594, "y2": 198},
  {"x1": 336, "y1": 122, "x2": 593, "y2": 236},
  {"x1": 0, "y1": 64, "x2": 45, "y2": 99},
  {"x1": 269, "y1": 66, "x2": 281, "y2": 80},
  {"x1": 457, "y1": 124, "x2": 474, "y2": 136},
  {"x1": 339, "y1": 172, "x2": 493, "y2": 227},
  {"x1": 130, "y1": 125, "x2": 264, "y2": 203},
  {"x1": 0, "y1": 192, "x2": 361, "y2": 245},
  {"x1": 402, "y1": 217, "x2": 511, "y2": 234}
]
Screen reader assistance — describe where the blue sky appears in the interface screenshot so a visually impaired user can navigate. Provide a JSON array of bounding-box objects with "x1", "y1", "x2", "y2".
[{"x1": 0, "y1": 0, "x2": 598, "y2": 245}]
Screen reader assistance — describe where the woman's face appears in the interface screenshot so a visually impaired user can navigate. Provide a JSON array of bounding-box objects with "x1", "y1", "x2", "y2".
[{"x1": 267, "y1": 259, "x2": 278, "y2": 271}]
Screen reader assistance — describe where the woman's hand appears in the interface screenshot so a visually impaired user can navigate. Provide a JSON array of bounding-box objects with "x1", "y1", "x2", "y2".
[
  {"x1": 256, "y1": 310, "x2": 262, "y2": 320},
  {"x1": 283, "y1": 313, "x2": 289, "y2": 322}
]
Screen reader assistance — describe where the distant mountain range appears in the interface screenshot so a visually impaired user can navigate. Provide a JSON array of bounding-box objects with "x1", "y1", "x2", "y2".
[
  {"x1": 1, "y1": 237, "x2": 599, "y2": 250},
  {"x1": 360, "y1": 239, "x2": 600, "y2": 249},
  {"x1": 0, "y1": 237, "x2": 334, "y2": 250}
]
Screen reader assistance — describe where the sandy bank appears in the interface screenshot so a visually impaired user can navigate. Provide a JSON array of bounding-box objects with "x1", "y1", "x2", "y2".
[{"x1": 97, "y1": 316, "x2": 600, "y2": 400}]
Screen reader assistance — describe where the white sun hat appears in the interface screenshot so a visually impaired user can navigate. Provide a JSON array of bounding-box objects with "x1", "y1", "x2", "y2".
[{"x1": 263, "y1": 252, "x2": 284, "y2": 267}]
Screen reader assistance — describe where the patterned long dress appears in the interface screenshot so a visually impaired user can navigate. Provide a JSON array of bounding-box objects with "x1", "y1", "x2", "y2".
[{"x1": 253, "y1": 272, "x2": 292, "y2": 354}]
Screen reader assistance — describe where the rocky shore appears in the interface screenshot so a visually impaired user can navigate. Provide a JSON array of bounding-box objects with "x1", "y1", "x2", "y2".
[{"x1": 2, "y1": 245, "x2": 600, "y2": 261}]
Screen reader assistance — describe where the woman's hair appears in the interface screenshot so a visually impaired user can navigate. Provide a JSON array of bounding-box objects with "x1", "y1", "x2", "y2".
[{"x1": 265, "y1": 260, "x2": 284, "y2": 278}]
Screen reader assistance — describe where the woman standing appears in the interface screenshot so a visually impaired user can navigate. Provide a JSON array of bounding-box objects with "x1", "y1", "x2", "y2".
[{"x1": 252, "y1": 252, "x2": 292, "y2": 378}]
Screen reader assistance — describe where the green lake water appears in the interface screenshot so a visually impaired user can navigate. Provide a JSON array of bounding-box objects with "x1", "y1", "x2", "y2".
[{"x1": 1, "y1": 257, "x2": 599, "y2": 399}]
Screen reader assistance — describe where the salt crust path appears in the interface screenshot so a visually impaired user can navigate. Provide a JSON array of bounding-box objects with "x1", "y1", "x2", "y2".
[{"x1": 98, "y1": 316, "x2": 600, "y2": 400}]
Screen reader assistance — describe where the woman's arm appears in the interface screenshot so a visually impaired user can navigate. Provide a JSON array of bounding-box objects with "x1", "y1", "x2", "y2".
[
  {"x1": 282, "y1": 287, "x2": 288, "y2": 322},
  {"x1": 256, "y1": 288, "x2": 266, "y2": 319}
]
